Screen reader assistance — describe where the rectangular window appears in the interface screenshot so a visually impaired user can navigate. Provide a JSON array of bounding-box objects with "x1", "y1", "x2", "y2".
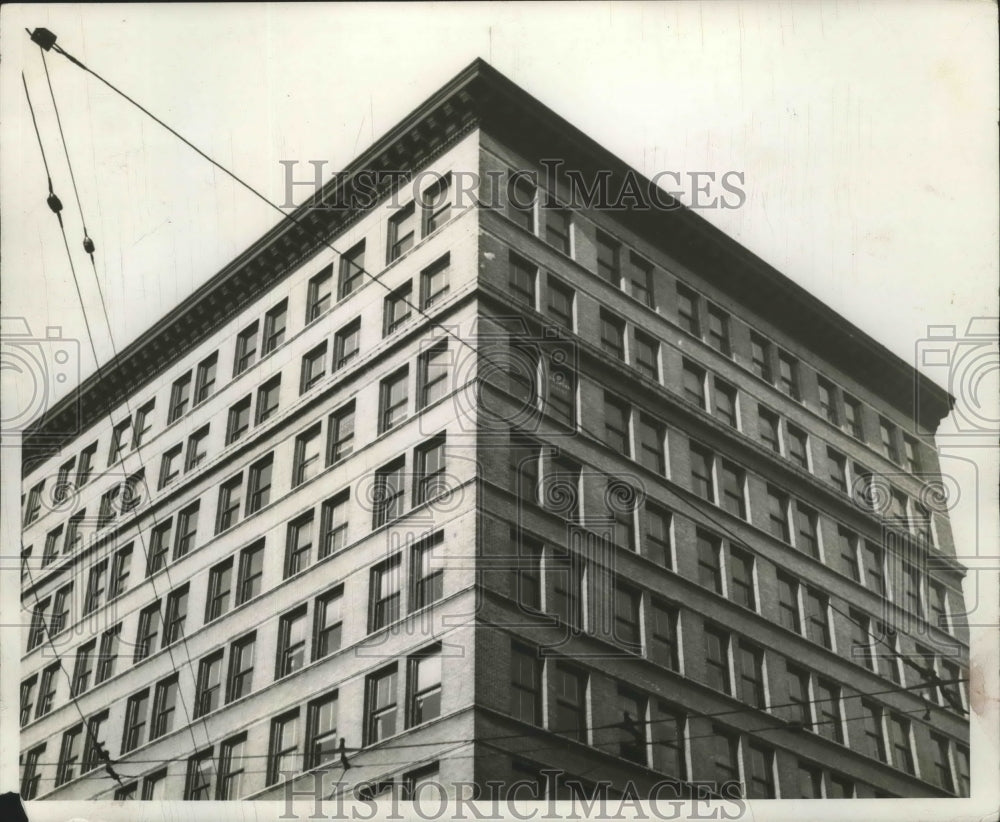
[
  {"x1": 617, "y1": 687, "x2": 648, "y2": 764},
  {"x1": 379, "y1": 367, "x2": 409, "y2": 433},
  {"x1": 234, "y1": 320, "x2": 258, "y2": 375},
  {"x1": 627, "y1": 252, "x2": 655, "y2": 307},
  {"x1": 83, "y1": 561, "x2": 107, "y2": 615},
  {"x1": 134, "y1": 601, "x2": 161, "y2": 662},
  {"x1": 226, "y1": 396, "x2": 252, "y2": 444},
  {"x1": 327, "y1": 402, "x2": 355, "y2": 464},
  {"x1": 267, "y1": 711, "x2": 300, "y2": 785},
  {"x1": 142, "y1": 770, "x2": 166, "y2": 800},
  {"x1": 633, "y1": 331, "x2": 659, "y2": 380},
  {"x1": 132, "y1": 400, "x2": 155, "y2": 449},
  {"x1": 216, "y1": 473, "x2": 243, "y2": 533},
  {"x1": 549, "y1": 549, "x2": 584, "y2": 628},
  {"x1": 162, "y1": 585, "x2": 189, "y2": 648},
  {"x1": 365, "y1": 665, "x2": 399, "y2": 744},
  {"x1": 553, "y1": 663, "x2": 587, "y2": 743},
  {"x1": 862, "y1": 541, "x2": 886, "y2": 597},
  {"x1": 682, "y1": 360, "x2": 706, "y2": 406},
  {"x1": 319, "y1": 490, "x2": 349, "y2": 558},
  {"x1": 654, "y1": 704, "x2": 687, "y2": 781},
  {"x1": 20, "y1": 677, "x2": 37, "y2": 725},
  {"x1": 596, "y1": 231, "x2": 621, "y2": 285},
  {"x1": 729, "y1": 547, "x2": 756, "y2": 610},
  {"x1": 338, "y1": 240, "x2": 366, "y2": 299},
  {"x1": 383, "y1": 282, "x2": 413, "y2": 335},
  {"x1": 421, "y1": 172, "x2": 451, "y2": 234},
  {"x1": 545, "y1": 359, "x2": 576, "y2": 426},
  {"x1": 509, "y1": 252, "x2": 537, "y2": 306},
  {"x1": 696, "y1": 530, "x2": 723, "y2": 594},
  {"x1": 82, "y1": 711, "x2": 108, "y2": 773},
  {"x1": 256, "y1": 375, "x2": 281, "y2": 424},
  {"x1": 370, "y1": 554, "x2": 401, "y2": 631},
  {"x1": 930, "y1": 733, "x2": 955, "y2": 793},
  {"x1": 50, "y1": 583, "x2": 72, "y2": 635},
  {"x1": 600, "y1": 311, "x2": 626, "y2": 360},
  {"x1": 703, "y1": 627, "x2": 731, "y2": 694},
  {"x1": 604, "y1": 394, "x2": 630, "y2": 455},
  {"x1": 36, "y1": 662, "x2": 59, "y2": 718},
  {"x1": 767, "y1": 486, "x2": 791, "y2": 542},
  {"x1": 70, "y1": 640, "x2": 95, "y2": 697},
  {"x1": 786, "y1": 665, "x2": 811, "y2": 727},
  {"x1": 64, "y1": 510, "x2": 84, "y2": 555},
  {"x1": 56, "y1": 725, "x2": 83, "y2": 786},
  {"x1": 546, "y1": 277, "x2": 574, "y2": 330},
  {"x1": 217, "y1": 734, "x2": 246, "y2": 799},
  {"x1": 837, "y1": 526, "x2": 860, "y2": 581},
  {"x1": 795, "y1": 503, "x2": 820, "y2": 558},
  {"x1": 804, "y1": 589, "x2": 831, "y2": 647},
  {"x1": 676, "y1": 283, "x2": 700, "y2": 335},
  {"x1": 333, "y1": 318, "x2": 361, "y2": 370},
  {"x1": 719, "y1": 460, "x2": 746, "y2": 519},
  {"x1": 305, "y1": 692, "x2": 340, "y2": 770},
  {"x1": 122, "y1": 690, "x2": 149, "y2": 753},
  {"x1": 260, "y1": 300, "x2": 288, "y2": 357},
  {"x1": 826, "y1": 447, "x2": 847, "y2": 492},
  {"x1": 709, "y1": 729, "x2": 740, "y2": 790},
  {"x1": 689, "y1": 443, "x2": 713, "y2": 501},
  {"x1": 27, "y1": 599, "x2": 50, "y2": 652},
  {"x1": 746, "y1": 744, "x2": 775, "y2": 799},
  {"x1": 817, "y1": 378, "x2": 838, "y2": 424},
  {"x1": 844, "y1": 393, "x2": 863, "y2": 438},
  {"x1": 147, "y1": 519, "x2": 172, "y2": 576},
  {"x1": 150, "y1": 675, "x2": 179, "y2": 738},
  {"x1": 174, "y1": 501, "x2": 199, "y2": 559},
  {"x1": 236, "y1": 540, "x2": 264, "y2": 605},
  {"x1": 184, "y1": 425, "x2": 209, "y2": 472},
  {"x1": 77, "y1": 443, "x2": 96, "y2": 486},
  {"x1": 903, "y1": 435, "x2": 920, "y2": 473},
  {"x1": 544, "y1": 200, "x2": 571, "y2": 255},
  {"x1": 372, "y1": 459, "x2": 406, "y2": 528},
  {"x1": 507, "y1": 172, "x2": 536, "y2": 232},
  {"x1": 313, "y1": 586, "x2": 343, "y2": 660},
  {"x1": 758, "y1": 407, "x2": 780, "y2": 452},
  {"x1": 418, "y1": 341, "x2": 449, "y2": 409},
  {"x1": 411, "y1": 532, "x2": 445, "y2": 610},
  {"x1": 21, "y1": 744, "x2": 45, "y2": 800},
  {"x1": 306, "y1": 264, "x2": 333, "y2": 322},
  {"x1": 106, "y1": 420, "x2": 131, "y2": 469},
  {"x1": 879, "y1": 417, "x2": 900, "y2": 462},
  {"x1": 300, "y1": 342, "x2": 327, "y2": 393},
  {"x1": 889, "y1": 715, "x2": 914, "y2": 773},
  {"x1": 285, "y1": 513, "x2": 314, "y2": 578},
  {"x1": 613, "y1": 578, "x2": 642, "y2": 650},
  {"x1": 159, "y1": 444, "x2": 182, "y2": 488},
  {"x1": 956, "y1": 745, "x2": 970, "y2": 795},
  {"x1": 206, "y1": 558, "x2": 233, "y2": 622},
  {"x1": 706, "y1": 304, "x2": 731, "y2": 356},
  {"x1": 184, "y1": 748, "x2": 214, "y2": 800},
  {"x1": 644, "y1": 502, "x2": 672, "y2": 568},
  {"x1": 510, "y1": 642, "x2": 542, "y2": 725},
  {"x1": 777, "y1": 351, "x2": 800, "y2": 400},
  {"x1": 408, "y1": 647, "x2": 442, "y2": 726},
  {"x1": 815, "y1": 679, "x2": 843, "y2": 743},
  {"x1": 651, "y1": 601, "x2": 679, "y2": 670},
  {"x1": 194, "y1": 353, "x2": 218, "y2": 405},
  {"x1": 713, "y1": 378, "x2": 738, "y2": 427},
  {"x1": 777, "y1": 572, "x2": 801, "y2": 633},
  {"x1": 244, "y1": 454, "x2": 272, "y2": 514},
  {"x1": 276, "y1": 606, "x2": 308, "y2": 678},
  {"x1": 421, "y1": 254, "x2": 450, "y2": 307},
  {"x1": 194, "y1": 652, "x2": 223, "y2": 718},
  {"x1": 95, "y1": 624, "x2": 120, "y2": 684},
  {"x1": 42, "y1": 525, "x2": 63, "y2": 567},
  {"x1": 227, "y1": 632, "x2": 256, "y2": 702},
  {"x1": 388, "y1": 202, "x2": 416, "y2": 262}
]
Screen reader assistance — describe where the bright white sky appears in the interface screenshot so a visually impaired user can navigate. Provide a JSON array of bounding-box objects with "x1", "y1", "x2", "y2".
[{"x1": 1, "y1": 2, "x2": 998, "y2": 812}]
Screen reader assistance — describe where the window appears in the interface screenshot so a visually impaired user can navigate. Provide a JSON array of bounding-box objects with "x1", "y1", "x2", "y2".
[
  {"x1": 777, "y1": 573, "x2": 801, "y2": 633},
  {"x1": 42, "y1": 525, "x2": 63, "y2": 566},
  {"x1": 843, "y1": 393, "x2": 863, "y2": 438},
  {"x1": 745, "y1": 744, "x2": 775, "y2": 799},
  {"x1": 795, "y1": 503, "x2": 820, "y2": 558},
  {"x1": 217, "y1": 734, "x2": 247, "y2": 799},
  {"x1": 828, "y1": 774, "x2": 855, "y2": 798},
  {"x1": 339, "y1": 240, "x2": 366, "y2": 299},
  {"x1": 300, "y1": 342, "x2": 327, "y2": 393},
  {"x1": 613, "y1": 579, "x2": 642, "y2": 649},
  {"x1": 147, "y1": 519, "x2": 172, "y2": 576},
  {"x1": 650, "y1": 601, "x2": 679, "y2": 670},
  {"x1": 383, "y1": 282, "x2": 413, "y2": 335},
  {"x1": 604, "y1": 394, "x2": 630, "y2": 455},
  {"x1": 64, "y1": 510, "x2": 84, "y2": 555},
  {"x1": 627, "y1": 252, "x2": 654, "y2": 307},
  {"x1": 122, "y1": 690, "x2": 149, "y2": 752},
  {"x1": 108, "y1": 418, "x2": 131, "y2": 466},
  {"x1": 514, "y1": 533, "x2": 542, "y2": 611},
  {"x1": 804, "y1": 589, "x2": 831, "y2": 648},
  {"x1": 276, "y1": 606, "x2": 307, "y2": 678},
  {"x1": 205, "y1": 558, "x2": 233, "y2": 622},
  {"x1": 713, "y1": 378, "x2": 738, "y2": 427},
  {"x1": 786, "y1": 665, "x2": 811, "y2": 727},
  {"x1": 878, "y1": 625, "x2": 902, "y2": 684},
  {"x1": 85, "y1": 714, "x2": 109, "y2": 774},
  {"x1": 709, "y1": 729, "x2": 740, "y2": 792},
  {"x1": 930, "y1": 733, "x2": 955, "y2": 793},
  {"x1": 227, "y1": 632, "x2": 256, "y2": 702},
  {"x1": 507, "y1": 172, "x2": 536, "y2": 232},
  {"x1": 21, "y1": 744, "x2": 45, "y2": 800},
  {"x1": 27, "y1": 599, "x2": 50, "y2": 652},
  {"x1": 174, "y1": 501, "x2": 199, "y2": 559},
  {"x1": 549, "y1": 549, "x2": 584, "y2": 628},
  {"x1": 372, "y1": 459, "x2": 406, "y2": 528},
  {"x1": 388, "y1": 202, "x2": 416, "y2": 261},
  {"x1": 847, "y1": 610, "x2": 874, "y2": 671},
  {"x1": 617, "y1": 687, "x2": 648, "y2": 764},
  {"x1": 216, "y1": 473, "x2": 243, "y2": 533},
  {"x1": 98, "y1": 485, "x2": 118, "y2": 527},
  {"x1": 306, "y1": 264, "x2": 333, "y2": 322},
  {"x1": 509, "y1": 252, "x2": 537, "y2": 306},
  {"x1": 151, "y1": 675, "x2": 179, "y2": 738},
  {"x1": 322, "y1": 404, "x2": 356, "y2": 468},
  {"x1": 703, "y1": 627, "x2": 731, "y2": 693},
  {"x1": 676, "y1": 284, "x2": 700, "y2": 335},
  {"x1": 837, "y1": 526, "x2": 860, "y2": 581},
  {"x1": 184, "y1": 748, "x2": 214, "y2": 800},
  {"x1": 903, "y1": 435, "x2": 920, "y2": 473},
  {"x1": 194, "y1": 652, "x2": 223, "y2": 718},
  {"x1": 408, "y1": 647, "x2": 442, "y2": 726},
  {"x1": 77, "y1": 443, "x2": 96, "y2": 486},
  {"x1": 49, "y1": 583, "x2": 73, "y2": 635},
  {"x1": 303, "y1": 691, "x2": 340, "y2": 770},
  {"x1": 786, "y1": 425, "x2": 808, "y2": 470},
  {"x1": 159, "y1": 444, "x2": 182, "y2": 488},
  {"x1": 333, "y1": 318, "x2": 361, "y2": 370},
  {"x1": 827, "y1": 447, "x2": 847, "y2": 492},
  {"x1": 814, "y1": 679, "x2": 843, "y2": 743},
  {"x1": 689, "y1": 443, "x2": 713, "y2": 501},
  {"x1": 95, "y1": 624, "x2": 121, "y2": 684},
  {"x1": 285, "y1": 513, "x2": 314, "y2": 578},
  {"x1": 256, "y1": 375, "x2": 281, "y2": 423},
  {"x1": 696, "y1": 531, "x2": 723, "y2": 594},
  {"x1": 510, "y1": 643, "x2": 542, "y2": 725},
  {"x1": 928, "y1": 580, "x2": 950, "y2": 633},
  {"x1": 134, "y1": 601, "x2": 161, "y2": 662},
  {"x1": 644, "y1": 502, "x2": 672, "y2": 567},
  {"x1": 142, "y1": 770, "x2": 167, "y2": 800},
  {"x1": 421, "y1": 255, "x2": 450, "y2": 307},
  {"x1": 267, "y1": 711, "x2": 300, "y2": 785},
  {"x1": 719, "y1": 461, "x2": 746, "y2": 519},
  {"x1": 706, "y1": 304, "x2": 731, "y2": 356},
  {"x1": 599, "y1": 311, "x2": 626, "y2": 360},
  {"x1": 411, "y1": 532, "x2": 444, "y2": 610},
  {"x1": 610, "y1": 483, "x2": 637, "y2": 550},
  {"x1": 379, "y1": 367, "x2": 409, "y2": 432},
  {"x1": 132, "y1": 400, "x2": 155, "y2": 449},
  {"x1": 682, "y1": 360, "x2": 706, "y2": 406},
  {"x1": 544, "y1": 358, "x2": 576, "y2": 426},
  {"x1": 236, "y1": 540, "x2": 264, "y2": 604},
  {"x1": 319, "y1": 490, "x2": 349, "y2": 558},
  {"x1": 162, "y1": 585, "x2": 189, "y2": 648},
  {"x1": 879, "y1": 417, "x2": 900, "y2": 462},
  {"x1": 633, "y1": 331, "x2": 659, "y2": 380},
  {"x1": 23, "y1": 482, "x2": 43, "y2": 526},
  {"x1": 553, "y1": 663, "x2": 587, "y2": 742},
  {"x1": 35, "y1": 662, "x2": 59, "y2": 719},
  {"x1": 20, "y1": 676, "x2": 37, "y2": 725},
  {"x1": 245, "y1": 454, "x2": 273, "y2": 514},
  {"x1": 370, "y1": 554, "x2": 401, "y2": 631},
  {"x1": 418, "y1": 341, "x2": 449, "y2": 408},
  {"x1": 81, "y1": 563, "x2": 105, "y2": 619},
  {"x1": 545, "y1": 202, "x2": 571, "y2": 254},
  {"x1": 766, "y1": 486, "x2": 791, "y2": 542},
  {"x1": 313, "y1": 587, "x2": 343, "y2": 660},
  {"x1": 654, "y1": 704, "x2": 687, "y2": 781},
  {"x1": 817, "y1": 378, "x2": 838, "y2": 424},
  {"x1": 777, "y1": 351, "x2": 800, "y2": 399},
  {"x1": 546, "y1": 277, "x2": 574, "y2": 330},
  {"x1": 234, "y1": 320, "x2": 258, "y2": 375},
  {"x1": 593, "y1": 230, "x2": 621, "y2": 285},
  {"x1": 889, "y1": 715, "x2": 914, "y2": 773},
  {"x1": 420, "y1": 172, "x2": 452, "y2": 234},
  {"x1": 729, "y1": 547, "x2": 755, "y2": 610},
  {"x1": 862, "y1": 541, "x2": 886, "y2": 598},
  {"x1": 365, "y1": 665, "x2": 399, "y2": 744},
  {"x1": 194, "y1": 352, "x2": 218, "y2": 405},
  {"x1": 956, "y1": 744, "x2": 970, "y2": 795},
  {"x1": 226, "y1": 396, "x2": 252, "y2": 444},
  {"x1": 56, "y1": 724, "x2": 83, "y2": 786}
]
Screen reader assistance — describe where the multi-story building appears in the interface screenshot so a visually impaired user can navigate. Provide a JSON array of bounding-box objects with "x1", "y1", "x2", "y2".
[{"x1": 19, "y1": 59, "x2": 968, "y2": 803}]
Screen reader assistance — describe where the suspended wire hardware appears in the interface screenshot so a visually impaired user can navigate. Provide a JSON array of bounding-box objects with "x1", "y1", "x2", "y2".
[
  {"x1": 28, "y1": 26, "x2": 57, "y2": 51},
  {"x1": 22, "y1": 72, "x2": 64, "y2": 227}
]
